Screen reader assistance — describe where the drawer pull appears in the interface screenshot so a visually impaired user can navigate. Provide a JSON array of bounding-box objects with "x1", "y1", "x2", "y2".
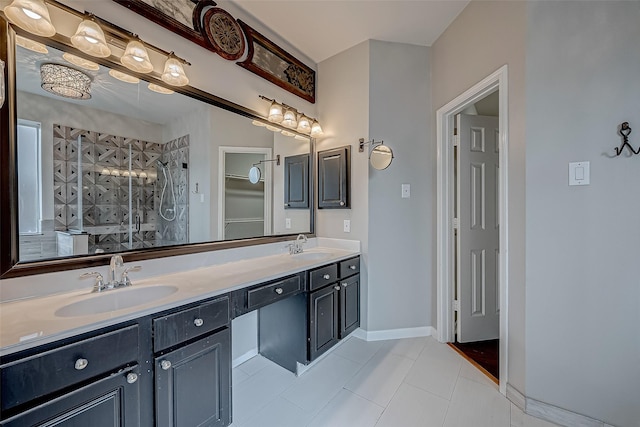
[
  {"x1": 126, "y1": 373, "x2": 138, "y2": 384},
  {"x1": 160, "y1": 360, "x2": 172, "y2": 370},
  {"x1": 334, "y1": 285, "x2": 341, "y2": 291},
  {"x1": 194, "y1": 318, "x2": 204, "y2": 327},
  {"x1": 323, "y1": 274, "x2": 331, "y2": 280},
  {"x1": 274, "y1": 287, "x2": 283, "y2": 295},
  {"x1": 349, "y1": 265, "x2": 357, "y2": 270},
  {"x1": 341, "y1": 282, "x2": 348, "y2": 287},
  {"x1": 74, "y1": 358, "x2": 88, "y2": 370}
]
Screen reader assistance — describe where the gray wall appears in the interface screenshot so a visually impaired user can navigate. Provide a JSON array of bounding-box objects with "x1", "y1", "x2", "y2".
[
  {"x1": 525, "y1": 2, "x2": 640, "y2": 426},
  {"x1": 367, "y1": 41, "x2": 432, "y2": 331},
  {"x1": 431, "y1": 0, "x2": 527, "y2": 394}
]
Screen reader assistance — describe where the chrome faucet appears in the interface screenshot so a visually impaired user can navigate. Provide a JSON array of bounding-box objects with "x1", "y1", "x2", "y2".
[
  {"x1": 109, "y1": 255, "x2": 124, "y2": 285},
  {"x1": 288, "y1": 234, "x2": 308, "y2": 255},
  {"x1": 80, "y1": 255, "x2": 142, "y2": 292}
]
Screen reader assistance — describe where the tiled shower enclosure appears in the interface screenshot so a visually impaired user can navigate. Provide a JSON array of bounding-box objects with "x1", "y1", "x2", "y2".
[{"x1": 53, "y1": 125, "x2": 189, "y2": 254}]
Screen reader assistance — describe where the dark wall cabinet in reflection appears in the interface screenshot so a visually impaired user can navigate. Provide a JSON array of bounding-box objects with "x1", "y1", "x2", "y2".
[
  {"x1": 318, "y1": 146, "x2": 350, "y2": 209},
  {"x1": 284, "y1": 154, "x2": 309, "y2": 209}
]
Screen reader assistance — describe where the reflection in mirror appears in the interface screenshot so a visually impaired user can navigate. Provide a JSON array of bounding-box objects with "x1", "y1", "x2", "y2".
[
  {"x1": 370, "y1": 144, "x2": 394, "y2": 170},
  {"x1": 15, "y1": 38, "x2": 311, "y2": 264},
  {"x1": 248, "y1": 166, "x2": 261, "y2": 184}
]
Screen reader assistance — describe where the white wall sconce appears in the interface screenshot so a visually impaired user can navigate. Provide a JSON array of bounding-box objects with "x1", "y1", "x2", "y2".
[
  {"x1": 4, "y1": 0, "x2": 56, "y2": 37},
  {"x1": 259, "y1": 95, "x2": 323, "y2": 139}
]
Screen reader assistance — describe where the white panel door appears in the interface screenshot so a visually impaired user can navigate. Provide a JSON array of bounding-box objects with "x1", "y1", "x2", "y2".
[{"x1": 456, "y1": 114, "x2": 499, "y2": 343}]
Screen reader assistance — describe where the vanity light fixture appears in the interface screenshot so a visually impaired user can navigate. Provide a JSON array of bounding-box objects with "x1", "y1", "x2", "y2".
[
  {"x1": 148, "y1": 83, "x2": 174, "y2": 95},
  {"x1": 62, "y1": 53, "x2": 99, "y2": 71},
  {"x1": 121, "y1": 39, "x2": 153, "y2": 74},
  {"x1": 252, "y1": 120, "x2": 266, "y2": 127},
  {"x1": 40, "y1": 63, "x2": 92, "y2": 100},
  {"x1": 296, "y1": 114, "x2": 311, "y2": 134},
  {"x1": 16, "y1": 34, "x2": 48, "y2": 53},
  {"x1": 265, "y1": 124, "x2": 281, "y2": 132},
  {"x1": 294, "y1": 135, "x2": 309, "y2": 141},
  {"x1": 267, "y1": 100, "x2": 284, "y2": 123},
  {"x1": 310, "y1": 120, "x2": 323, "y2": 137},
  {"x1": 4, "y1": 0, "x2": 56, "y2": 37},
  {"x1": 108, "y1": 69, "x2": 139, "y2": 84},
  {"x1": 71, "y1": 18, "x2": 111, "y2": 58},
  {"x1": 281, "y1": 130, "x2": 296, "y2": 137},
  {"x1": 161, "y1": 53, "x2": 189, "y2": 86},
  {"x1": 281, "y1": 106, "x2": 298, "y2": 129}
]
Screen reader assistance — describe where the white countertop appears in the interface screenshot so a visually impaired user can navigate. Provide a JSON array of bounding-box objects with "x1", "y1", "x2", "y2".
[{"x1": 0, "y1": 244, "x2": 359, "y2": 357}]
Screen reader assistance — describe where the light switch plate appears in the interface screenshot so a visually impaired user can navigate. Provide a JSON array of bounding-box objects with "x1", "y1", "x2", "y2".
[
  {"x1": 285, "y1": 218, "x2": 291, "y2": 229},
  {"x1": 402, "y1": 183, "x2": 411, "y2": 198},
  {"x1": 569, "y1": 161, "x2": 590, "y2": 186},
  {"x1": 343, "y1": 219, "x2": 351, "y2": 233}
]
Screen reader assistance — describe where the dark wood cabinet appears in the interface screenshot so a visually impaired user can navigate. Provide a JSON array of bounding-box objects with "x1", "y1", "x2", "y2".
[
  {"x1": 309, "y1": 283, "x2": 341, "y2": 361},
  {"x1": 318, "y1": 146, "x2": 350, "y2": 209},
  {"x1": 284, "y1": 154, "x2": 309, "y2": 209},
  {"x1": 340, "y1": 274, "x2": 360, "y2": 339},
  {"x1": 155, "y1": 329, "x2": 231, "y2": 427},
  {"x1": 1, "y1": 365, "x2": 141, "y2": 427}
]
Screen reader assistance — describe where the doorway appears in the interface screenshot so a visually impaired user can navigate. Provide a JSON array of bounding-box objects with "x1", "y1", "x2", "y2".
[{"x1": 436, "y1": 66, "x2": 509, "y2": 394}]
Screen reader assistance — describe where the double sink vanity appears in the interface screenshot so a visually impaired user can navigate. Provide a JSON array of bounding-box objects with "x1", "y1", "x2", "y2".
[{"x1": 0, "y1": 240, "x2": 361, "y2": 426}]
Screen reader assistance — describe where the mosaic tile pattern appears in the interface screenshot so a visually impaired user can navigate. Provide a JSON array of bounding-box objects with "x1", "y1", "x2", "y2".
[{"x1": 53, "y1": 125, "x2": 189, "y2": 254}]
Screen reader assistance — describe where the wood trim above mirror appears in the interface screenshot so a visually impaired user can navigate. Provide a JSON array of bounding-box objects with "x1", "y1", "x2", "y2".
[{"x1": 0, "y1": 16, "x2": 315, "y2": 279}]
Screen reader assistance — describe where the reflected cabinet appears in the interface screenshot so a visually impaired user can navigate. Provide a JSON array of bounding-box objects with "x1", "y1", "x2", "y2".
[{"x1": 318, "y1": 146, "x2": 350, "y2": 209}]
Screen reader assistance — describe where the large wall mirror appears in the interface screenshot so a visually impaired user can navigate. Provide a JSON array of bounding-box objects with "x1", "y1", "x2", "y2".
[{"x1": 0, "y1": 16, "x2": 314, "y2": 278}]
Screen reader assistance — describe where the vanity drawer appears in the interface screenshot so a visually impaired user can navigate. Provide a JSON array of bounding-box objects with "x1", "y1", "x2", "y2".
[
  {"x1": 154, "y1": 296, "x2": 229, "y2": 352},
  {"x1": 339, "y1": 256, "x2": 360, "y2": 278},
  {"x1": 0, "y1": 325, "x2": 138, "y2": 412},
  {"x1": 247, "y1": 275, "x2": 303, "y2": 310},
  {"x1": 309, "y1": 264, "x2": 338, "y2": 291}
]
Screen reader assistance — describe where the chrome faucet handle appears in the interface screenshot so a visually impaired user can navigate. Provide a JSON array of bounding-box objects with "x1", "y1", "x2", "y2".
[
  {"x1": 109, "y1": 255, "x2": 124, "y2": 284},
  {"x1": 80, "y1": 271, "x2": 106, "y2": 292},
  {"x1": 121, "y1": 265, "x2": 142, "y2": 287}
]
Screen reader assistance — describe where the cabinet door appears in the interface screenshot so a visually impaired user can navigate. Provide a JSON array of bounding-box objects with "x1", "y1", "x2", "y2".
[
  {"x1": 318, "y1": 146, "x2": 350, "y2": 209},
  {"x1": 155, "y1": 329, "x2": 231, "y2": 427},
  {"x1": 284, "y1": 154, "x2": 309, "y2": 209},
  {"x1": 1, "y1": 366, "x2": 140, "y2": 427},
  {"x1": 309, "y1": 284, "x2": 340, "y2": 361},
  {"x1": 339, "y1": 274, "x2": 360, "y2": 339}
]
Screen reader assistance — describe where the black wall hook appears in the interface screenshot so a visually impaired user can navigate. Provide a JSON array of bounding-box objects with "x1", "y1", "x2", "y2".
[{"x1": 614, "y1": 122, "x2": 638, "y2": 156}]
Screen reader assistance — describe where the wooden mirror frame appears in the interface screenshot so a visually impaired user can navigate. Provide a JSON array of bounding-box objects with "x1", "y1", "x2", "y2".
[{"x1": 0, "y1": 17, "x2": 315, "y2": 279}]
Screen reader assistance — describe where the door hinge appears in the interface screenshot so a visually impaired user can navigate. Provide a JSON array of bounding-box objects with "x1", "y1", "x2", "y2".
[
  {"x1": 453, "y1": 218, "x2": 459, "y2": 229},
  {"x1": 453, "y1": 135, "x2": 460, "y2": 147},
  {"x1": 453, "y1": 300, "x2": 460, "y2": 311}
]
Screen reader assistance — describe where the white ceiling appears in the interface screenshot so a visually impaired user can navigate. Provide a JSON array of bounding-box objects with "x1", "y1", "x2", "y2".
[{"x1": 231, "y1": 0, "x2": 470, "y2": 63}]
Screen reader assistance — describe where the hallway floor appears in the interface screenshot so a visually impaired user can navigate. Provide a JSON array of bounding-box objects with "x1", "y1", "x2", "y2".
[{"x1": 230, "y1": 336, "x2": 559, "y2": 427}]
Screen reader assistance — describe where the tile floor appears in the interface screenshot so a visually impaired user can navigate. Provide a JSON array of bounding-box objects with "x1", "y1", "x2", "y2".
[{"x1": 230, "y1": 336, "x2": 560, "y2": 427}]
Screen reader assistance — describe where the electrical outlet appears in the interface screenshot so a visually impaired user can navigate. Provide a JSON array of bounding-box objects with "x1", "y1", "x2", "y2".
[
  {"x1": 401, "y1": 183, "x2": 411, "y2": 198},
  {"x1": 285, "y1": 218, "x2": 291, "y2": 229},
  {"x1": 343, "y1": 219, "x2": 351, "y2": 233}
]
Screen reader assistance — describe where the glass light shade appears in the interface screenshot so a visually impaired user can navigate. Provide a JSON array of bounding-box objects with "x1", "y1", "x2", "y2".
[
  {"x1": 267, "y1": 101, "x2": 283, "y2": 123},
  {"x1": 16, "y1": 35, "x2": 48, "y2": 53},
  {"x1": 161, "y1": 57, "x2": 189, "y2": 86},
  {"x1": 266, "y1": 125, "x2": 280, "y2": 132},
  {"x1": 71, "y1": 20, "x2": 111, "y2": 58},
  {"x1": 121, "y1": 40, "x2": 153, "y2": 73},
  {"x1": 281, "y1": 130, "x2": 296, "y2": 137},
  {"x1": 4, "y1": 0, "x2": 56, "y2": 37},
  {"x1": 108, "y1": 69, "x2": 139, "y2": 84},
  {"x1": 282, "y1": 107, "x2": 298, "y2": 128},
  {"x1": 296, "y1": 115, "x2": 312, "y2": 134},
  {"x1": 252, "y1": 120, "x2": 266, "y2": 127},
  {"x1": 148, "y1": 83, "x2": 174, "y2": 95},
  {"x1": 310, "y1": 120, "x2": 323, "y2": 137},
  {"x1": 62, "y1": 53, "x2": 99, "y2": 71}
]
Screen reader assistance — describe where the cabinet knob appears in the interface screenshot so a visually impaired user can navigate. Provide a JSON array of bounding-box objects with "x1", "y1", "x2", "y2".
[
  {"x1": 349, "y1": 265, "x2": 357, "y2": 270},
  {"x1": 126, "y1": 373, "x2": 138, "y2": 384},
  {"x1": 334, "y1": 285, "x2": 341, "y2": 291},
  {"x1": 74, "y1": 358, "x2": 88, "y2": 370},
  {"x1": 194, "y1": 318, "x2": 204, "y2": 327},
  {"x1": 274, "y1": 287, "x2": 283, "y2": 295},
  {"x1": 341, "y1": 282, "x2": 348, "y2": 287},
  {"x1": 160, "y1": 360, "x2": 172, "y2": 370},
  {"x1": 340, "y1": 201, "x2": 345, "y2": 206},
  {"x1": 323, "y1": 274, "x2": 331, "y2": 280},
  {"x1": 285, "y1": 203, "x2": 289, "y2": 207}
]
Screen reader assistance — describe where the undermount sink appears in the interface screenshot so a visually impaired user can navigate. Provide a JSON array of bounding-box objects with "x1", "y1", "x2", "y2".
[
  {"x1": 291, "y1": 250, "x2": 333, "y2": 261},
  {"x1": 55, "y1": 285, "x2": 179, "y2": 318}
]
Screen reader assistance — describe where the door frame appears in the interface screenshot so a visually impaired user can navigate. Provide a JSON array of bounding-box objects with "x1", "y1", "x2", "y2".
[
  {"x1": 436, "y1": 65, "x2": 509, "y2": 394},
  {"x1": 217, "y1": 146, "x2": 273, "y2": 240}
]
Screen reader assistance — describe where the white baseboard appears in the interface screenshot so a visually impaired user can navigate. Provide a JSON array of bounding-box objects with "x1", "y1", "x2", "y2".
[
  {"x1": 526, "y1": 397, "x2": 605, "y2": 427},
  {"x1": 354, "y1": 326, "x2": 435, "y2": 342},
  {"x1": 232, "y1": 348, "x2": 258, "y2": 368},
  {"x1": 506, "y1": 383, "x2": 526, "y2": 411}
]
